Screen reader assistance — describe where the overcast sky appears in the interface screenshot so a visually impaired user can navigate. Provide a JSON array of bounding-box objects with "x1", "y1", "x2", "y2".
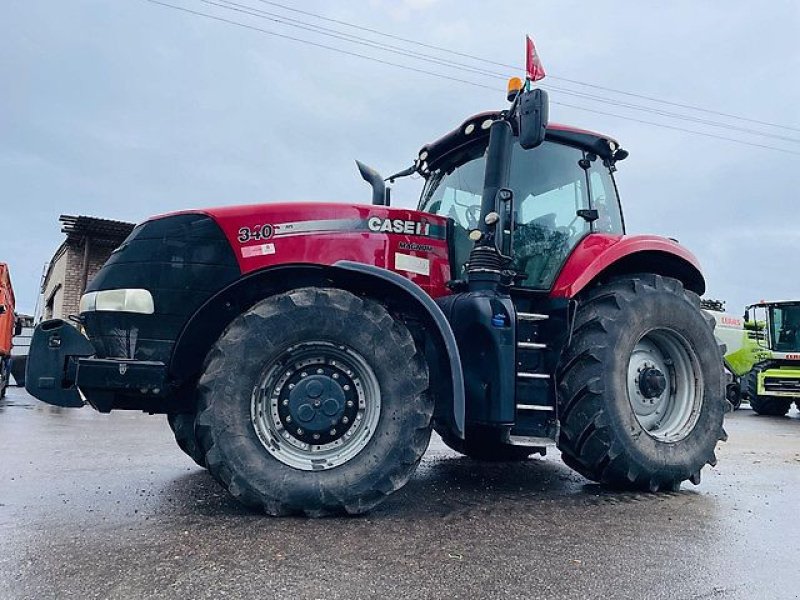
[{"x1": 2, "y1": 0, "x2": 798, "y2": 316}]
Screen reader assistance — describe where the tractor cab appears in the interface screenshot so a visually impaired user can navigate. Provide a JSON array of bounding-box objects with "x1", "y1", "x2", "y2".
[
  {"x1": 746, "y1": 301, "x2": 800, "y2": 353},
  {"x1": 417, "y1": 114, "x2": 626, "y2": 290}
]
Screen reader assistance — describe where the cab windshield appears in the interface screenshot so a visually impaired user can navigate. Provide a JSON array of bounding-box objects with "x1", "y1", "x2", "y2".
[
  {"x1": 419, "y1": 139, "x2": 623, "y2": 289},
  {"x1": 769, "y1": 304, "x2": 800, "y2": 352}
]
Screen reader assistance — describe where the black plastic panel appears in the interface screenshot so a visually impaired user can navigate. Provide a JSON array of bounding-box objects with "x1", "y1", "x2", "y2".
[{"x1": 82, "y1": 213, "x2": 240, "y2": 363}]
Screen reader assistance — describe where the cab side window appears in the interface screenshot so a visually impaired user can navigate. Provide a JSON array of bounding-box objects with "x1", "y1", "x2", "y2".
[{"x1": 588, "y1": 164, "x2": 624, "y2": 234}]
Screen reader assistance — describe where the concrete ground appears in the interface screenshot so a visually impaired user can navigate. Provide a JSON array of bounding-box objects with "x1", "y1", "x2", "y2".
[{"x1": 1, "y1": 386, "x2": 798, "y2": 600}]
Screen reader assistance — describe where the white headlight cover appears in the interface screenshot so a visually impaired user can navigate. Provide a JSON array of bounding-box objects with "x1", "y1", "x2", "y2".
[{"x1": 80, "y1": 289, "x2": 154, "y2": 314}]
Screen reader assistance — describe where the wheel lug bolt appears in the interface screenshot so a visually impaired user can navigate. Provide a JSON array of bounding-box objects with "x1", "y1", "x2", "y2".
[
  {"x1": 286, "y1": 415, "x2": 292, "y2": 422},
  {"x1": 346, "y1": 400, "x2": 354, "y2": 407},
  {"x1": 330, "y1": 429, "x2": 336, "y2": 435},
  {"x1": 316, "y1": 368, "x2": 323, "y2": 374},
  {"x1": 343, "y1": 384, "x2": 350, "y2": 391},
  {"x1": 342, "y1": 416, "x2": 349, "y2": 424},
  {"x1": 288, "y1": 383, "x2": 295, "y2": 390},
  {"x1": 282, "y1": 399, "x2": 289, "y2": 406},
  {"x1": 332, "y1": 373, "x2": 339, "y2": 379},
  {"x1": 301, "y1": 372, "x2": 307, "y2": 378},
  {"x1": 297, "y1": 428, "x2": 303, "y2": 435},
  {"x1": 313, "y1": 434, "x2": 320, "y2": 440}
]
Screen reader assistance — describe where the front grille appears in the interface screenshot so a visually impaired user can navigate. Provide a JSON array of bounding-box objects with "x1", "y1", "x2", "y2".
[{"x1": 763, "y1": 377, "x2": 800, "y2": 393}]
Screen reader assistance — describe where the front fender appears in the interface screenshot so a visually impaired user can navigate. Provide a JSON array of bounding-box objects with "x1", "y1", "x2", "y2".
[
  {"x1": 333, "y1": 261, "x2": 465, "y2": 437},
  {"x1": 551, "y1": 234, "x2": 705, "y2": 298},
  {"x1": 169, "y1": 261, "x2": 465, "y2": 437}
]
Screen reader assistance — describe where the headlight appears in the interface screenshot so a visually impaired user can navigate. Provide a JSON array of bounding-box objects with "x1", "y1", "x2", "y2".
[{"x1": 80, "y1": 289, "x2": 154, "y2": 314}]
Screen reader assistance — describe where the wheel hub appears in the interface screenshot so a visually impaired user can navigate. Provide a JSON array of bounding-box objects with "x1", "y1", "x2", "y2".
[
  {"x1": 626, "y1": 330, "x2": 703, "y2": 442},
  {"x1": 251, "y1": 341, "x2": 381, "y2": 471},
  {"x1": 639, "y1": 367, "x2": 667, "y2": 399},
  {"x1": 281, "y1": 368, "x2": 357, "y2": 444}
]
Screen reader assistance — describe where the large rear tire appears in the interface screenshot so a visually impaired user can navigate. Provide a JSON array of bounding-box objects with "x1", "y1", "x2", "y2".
[
  {"x1": 556, "y1": 274, "x2": 727, "y2": 491},
  {"x1": 167, "y1": 412, "x2": 206, "y2": 468},
  {"x1": 195, "y1": 287, "x2": 432, "y2": 516}
]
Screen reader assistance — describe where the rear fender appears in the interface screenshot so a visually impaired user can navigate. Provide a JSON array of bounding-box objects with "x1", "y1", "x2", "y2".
[{"x1": 551, "y1": 234, "x2": 705, "y2": 298}]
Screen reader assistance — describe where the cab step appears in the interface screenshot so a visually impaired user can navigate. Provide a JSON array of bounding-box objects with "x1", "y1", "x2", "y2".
[
  {"x1": 517, "y1": 312, "x2": 549, "y2": 322},
  {"x1": 508, "y1": 434, "x2": 554, "y2": 447},
  {"x1": 515, "y1": 404, "x2": 554, "y2": 411},
  {"x1": 517, "y1": 372, "x2": 550, "y2": 380}
]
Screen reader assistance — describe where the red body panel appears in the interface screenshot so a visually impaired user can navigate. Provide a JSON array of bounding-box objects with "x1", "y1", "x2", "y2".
[
  {"x1": 0, "y1": 263, "x2": 15, "y2": 356},
  {"x1": 193, "y1": 203, "x2": 453, "y2": 298},
  {"x1": 550, "y1": 233, "x2": 703, "y2": 298}
]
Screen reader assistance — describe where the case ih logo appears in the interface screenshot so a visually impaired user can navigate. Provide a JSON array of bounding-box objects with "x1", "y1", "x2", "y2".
[{"x1": 367, "y1": 217, "x2": 431, "y2": 236}]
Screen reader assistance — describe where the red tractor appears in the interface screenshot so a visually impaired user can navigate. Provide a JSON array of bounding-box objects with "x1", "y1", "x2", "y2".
[{"x1": 27, "y1": 85, "x2": 726, "y2": 515}]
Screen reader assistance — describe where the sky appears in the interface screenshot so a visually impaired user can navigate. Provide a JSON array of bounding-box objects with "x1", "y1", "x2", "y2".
[{"x1": 1, "y1": 0, "x2": 798, "y2": 316}]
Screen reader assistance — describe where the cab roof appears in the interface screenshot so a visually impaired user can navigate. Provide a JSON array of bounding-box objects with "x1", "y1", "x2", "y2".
[
  {"x1": 417, "y1": 110, "x2": 622, "y2": 174},
  {"x1": 749, "y1": 300, "x2": 800, "y2": 308}
]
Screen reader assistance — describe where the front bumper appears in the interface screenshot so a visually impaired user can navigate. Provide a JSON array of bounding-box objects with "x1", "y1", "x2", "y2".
[
  {"x1": 25, "y1": 319, "x2": 169, "y2": 412},
  {"x1": 759, "y1": 368, "x2": 800, "y2": 398}
]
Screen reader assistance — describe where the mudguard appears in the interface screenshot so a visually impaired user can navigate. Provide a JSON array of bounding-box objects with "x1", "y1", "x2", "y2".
[
  {"x1": 551, "y1": 234, "x2": 705, "y2": 298},
  {"x1": 25, "y1": 319, "x2": 94, "y2": 407},
  {"x1": 334, "y1": 261, "x2": 465, "y2": 437}
]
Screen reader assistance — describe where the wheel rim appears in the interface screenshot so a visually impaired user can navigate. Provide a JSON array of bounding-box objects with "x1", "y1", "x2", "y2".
[
  {"x1": 251, "y1": 341, "x2": 381, "y2": 471},
  {"x1": 626, "y1": 328, "x2": 703, "y2": 442}
]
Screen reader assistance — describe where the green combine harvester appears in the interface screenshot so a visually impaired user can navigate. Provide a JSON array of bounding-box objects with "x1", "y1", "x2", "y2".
[{"x1": 704, "y1": 299, "x2": 800, "y2": 415}]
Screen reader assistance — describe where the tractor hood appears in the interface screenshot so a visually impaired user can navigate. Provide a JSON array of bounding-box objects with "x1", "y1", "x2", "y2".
[
  {"x1": 185, "y1": 202, "x2": 450, "y2": 277},
  {"x1": 81, "y1": 202, "x2": 453, "y2": 363}
]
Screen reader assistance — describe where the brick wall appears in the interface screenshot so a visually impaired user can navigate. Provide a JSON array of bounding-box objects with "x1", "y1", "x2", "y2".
[{"x1": 45, "y1": 240, "x2": 121, "y2": 319}]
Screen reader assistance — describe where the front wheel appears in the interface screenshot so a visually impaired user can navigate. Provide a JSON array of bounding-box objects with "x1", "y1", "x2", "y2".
[
  {"x1": 557, "y1": 275, "x2": 727, "y2": 491},
  {"x1": 195, "y1": 287, "x2": 433, "y2": 516},
  {"x1": 745, "y1": 370, "x2": 792, "y2": 416},
  {"x1": 750, "y1": 395, "x2": 792, "y2": 416}
]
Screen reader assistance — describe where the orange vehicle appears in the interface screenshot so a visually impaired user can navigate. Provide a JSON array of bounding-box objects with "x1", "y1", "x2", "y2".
[{"x1": 0, "y1": 263, "x2": 16, "y2": 398}]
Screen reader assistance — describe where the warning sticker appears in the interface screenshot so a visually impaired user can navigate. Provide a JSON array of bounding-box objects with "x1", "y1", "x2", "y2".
[
  {"x1": 241, "y1": 243, "x2": 276, "y2": 258},
  {"x1": 394, "y1": 252, "x2": 430, "y2": 276}
]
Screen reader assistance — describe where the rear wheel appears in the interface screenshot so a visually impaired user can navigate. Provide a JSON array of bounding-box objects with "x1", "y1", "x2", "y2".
[
  {"x1": 556, "y1": 275, "x2": 726, "y2": 491},
  {"x1": 195, "y1": 287, "x2": 432, "y2": 516}
]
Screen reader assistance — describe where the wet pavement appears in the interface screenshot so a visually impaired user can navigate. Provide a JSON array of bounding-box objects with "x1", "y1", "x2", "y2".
[{"x1": 1, "y1": 386, "x2": 798, "y2": 600}]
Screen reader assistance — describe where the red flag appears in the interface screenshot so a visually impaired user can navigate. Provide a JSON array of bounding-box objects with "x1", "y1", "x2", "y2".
[{"x1": 526, "y1": 35, "x2": 546, "y2": 82}]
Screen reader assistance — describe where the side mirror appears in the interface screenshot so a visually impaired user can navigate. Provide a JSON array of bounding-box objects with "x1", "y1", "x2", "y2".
[
  {"x1": 517, "y1": 88, "x2": 549, "y2": 150},
  {"x1": 14, "y1": 320, "x2": 22, "y2": 337},
  {"x1": 743, "y1": 310, "x2": 750, "y2": 322},
  {"x1": 355, "y1": 160, "x2": 387, "y2": 206}
]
